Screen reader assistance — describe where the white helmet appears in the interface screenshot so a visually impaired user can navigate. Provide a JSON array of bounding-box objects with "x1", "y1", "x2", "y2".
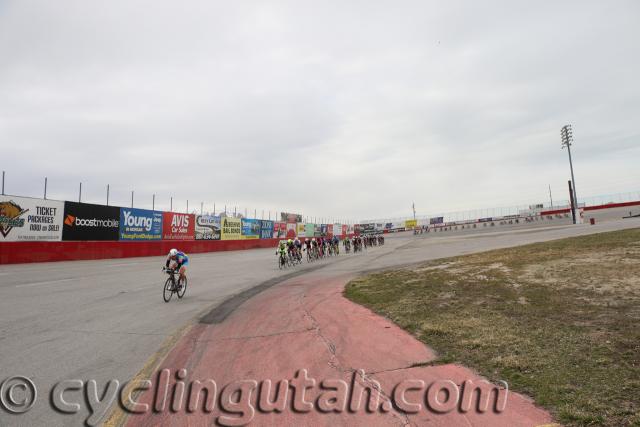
[{"x1": 169, "y1": 248, "x2": 178, "y2": 257}]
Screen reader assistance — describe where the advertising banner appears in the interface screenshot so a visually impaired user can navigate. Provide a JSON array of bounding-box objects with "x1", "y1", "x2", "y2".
[
  {"x1": 241, "y1": 218, "x2": 261, "y2": 239},
  {"x1": 296, "y1": 223, "x2": 305, "y2": 237},
  {"x1": 354, "y1": 224, "x2": 361, "y2": 235},
  {"x1": 321, "y1": 224, "x2": 328, "y2": 236},
  {"x1": 314, "y1": 224, "x2": 322, "y2": 237},
  {"x1": 405, "y1": 219, "x2": 417, "y2": 229},
  {"x1": 120, "y1": 208, "x2": 162, "y2": 240},
  {"x1": 162, "y1": 212, "x2": 195, "y2": 240},
  {"x1": 305, "y1": 223, "x2": 315, "y2": 238},
  {"x1": 281, "y1": 212, "x2": 302, "y2": 223},
  {"x1": 273, "y1": 222, "x2": 286, "y2": 238},
  {"x1": 286, "y1": 223, "x2": 296, "y2": 239},
  {"x1": 362, "y1": 223, "x2": 375, "y2": 234},
  {"x1": 62, "y1": 202, "x2": 120, "y2": 241},
  {"x1": 260, "y1": 220, "x2": 274, "y2": 239},
  {"x1": 430, "y1": 217, "x2": 445, "y2": 225},
  {"x1": 327, "y1": 224, "x2": 333, "y2": 237},
  {"x1": 195, "y1": 215, "x2": 221, "y2": 240},
  {"x1": 220, "y1": 217, "x2": 242, "y2": 240},
  {"x1": 342, "y1": 225, "x2": 348, "y2": 236},
  {"x1": 333, "y1": 224, "x2": 341, "y2": 237},
  {"x1": 0, "y1": 196, "x2": 63, "y2": 242}
]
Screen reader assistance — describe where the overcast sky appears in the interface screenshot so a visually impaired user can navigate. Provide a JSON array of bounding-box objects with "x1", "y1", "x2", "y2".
[{"x1": 1, "y1": 0, "x2": 639, "y2": 221}]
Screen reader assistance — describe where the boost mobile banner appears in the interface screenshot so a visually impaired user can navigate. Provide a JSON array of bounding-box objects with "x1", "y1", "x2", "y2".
[
  {"x1": 0, "y1": 196, "x2": 63, "y2": 241},
  {"x1": 195, "y1": 215, "x2": 221, "y2": 240},
  {"x1": 120, "y1": 208, "x2": 162, "y2": 240},
  {"x1": 220, "y1": 217, "x2": 242, "y2": 240},
  {"x1": 62, "y1": 201, "x2": 120, "y2": 241}
]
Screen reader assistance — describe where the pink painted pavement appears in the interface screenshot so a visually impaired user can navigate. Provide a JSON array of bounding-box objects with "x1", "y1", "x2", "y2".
[{"x1": 123, "y1": 271, "x2": 554, "y2": 426}]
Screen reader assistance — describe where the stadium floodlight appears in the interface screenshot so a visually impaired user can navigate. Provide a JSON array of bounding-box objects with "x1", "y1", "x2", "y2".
[{"x1": 561, "y1": 124, "x2": 578, "y2": 213}]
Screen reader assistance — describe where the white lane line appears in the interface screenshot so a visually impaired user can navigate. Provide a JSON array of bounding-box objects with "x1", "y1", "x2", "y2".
[{"x1": 15, "y1": 278, "x2": 76, "y2": 288}]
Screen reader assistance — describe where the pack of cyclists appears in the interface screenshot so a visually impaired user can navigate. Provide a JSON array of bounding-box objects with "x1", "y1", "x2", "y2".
[{"x1": 276, "y1": 233, "x2": 384, "y2": 268}]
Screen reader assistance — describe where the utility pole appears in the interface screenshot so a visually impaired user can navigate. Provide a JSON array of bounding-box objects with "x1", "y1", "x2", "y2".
[{"x1": 561, "y1": 124, "x2": 578, "y2": 211}]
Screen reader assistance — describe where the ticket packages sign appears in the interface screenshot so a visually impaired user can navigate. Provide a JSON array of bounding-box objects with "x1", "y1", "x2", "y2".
[
  {"x1": 259, "y1": 220, "x2": 274, "y2": 239},
  {"x1": 241, "y1": 218, "x2": 261, "y2": 239},
  {"x1": 220, "y1": 217, "x2": 242, "y2": 240},
  {"x1": 162, "y1": 212, "x2": 195, "y2": 240},
  {"x1": 195, "y1": 215, "x2": 221, "y2": 240},
  {"x1": 0, "y1": 196, "x2": 63, "y2": 241},
  {"x1": 120, "y1": 208, "x2": 162, "y2": 240},
  {"x1": 63, "y1": 202, "x2": 120, "y2": 241}
]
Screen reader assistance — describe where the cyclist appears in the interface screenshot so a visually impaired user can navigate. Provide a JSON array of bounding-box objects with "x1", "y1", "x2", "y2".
[
  {"x1": 166, "y1": 248, "x2": 188, "y2": 286},
  {"x1": 276, "y1": 240, "x2": 287, "y2": 263}
]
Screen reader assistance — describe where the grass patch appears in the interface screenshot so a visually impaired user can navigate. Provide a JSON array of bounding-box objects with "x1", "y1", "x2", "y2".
[{"x1": 345, "y1": 228, "x2": 640, "y2": 426}]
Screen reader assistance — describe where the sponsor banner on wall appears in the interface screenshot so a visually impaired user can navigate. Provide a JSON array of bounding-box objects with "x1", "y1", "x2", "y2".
[
  {"x1": 342, "y1": 225, "x2": 348, "y2": 236},
  {"x1": 241, "y1": 218, "x2": 261, "y2": 239},
  {"x1": 405, "y1": 219, "x2": 417, "y2": 229},
  {"x1": 333, "y1": 224, "x2": 342, "y2": 238},
  {"x1": 281, "y1": 212, "x2": 302, "y2": 223},
  {"x1": 221, "y1": 217, "x2": 242, "y2": 240},
  {"x1": 286, "y1": 223, "x2": 296, "y2": 239},
  {"x1": 296, "y1": 223, "x2": 305, "y2": 237},
  {"x1": 120, "y1": 208, "x2": 162, "y2": 240},
  {"x1": 314, "y1": 224, "x2": 322, "y2": 237},
  {"x1": 260, "y1": 220, "x2": 274, "y2": 239},
  {"x1": 327, "y1": 224, "x2": 333, "y2": 237},
  {"x1": 321, "y1": 224, "x2": 328, "y2": 236},
  {"x1": 430, "y1": 217, "x2": 445, "y2": 225},
  {"x1": 195, "y1": 215, "x2": 221, "y2": 240},
  {"x1": 305, "y1": 223, "x2": 314, "y2": 238},
  {"x1": 273, "y1": 222, "x2": 286, "y2": 238},
  {"x1": 62, "y1": 202, "x2": 120, "y2": 241},
  {"x1": 362, "y1": 223, "x2": 375, "y2": 234},
  {"x1": 0, "y1": 196, "x2": 63, "y2": 241},
  {"x1": 162, "y1": 212, "x2": 195, "y2": 240},
  {"x1": 354, "y1": 224, "x2": 361, "y2": 235}
]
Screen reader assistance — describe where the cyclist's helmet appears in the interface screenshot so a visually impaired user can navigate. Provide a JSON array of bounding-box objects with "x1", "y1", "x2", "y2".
[
  {"x1": 288, "y1": 239, "x2": 293, "y2": 244},
  {"x1": 169, "y1": 248, "x2": 178, "y2": 257}
]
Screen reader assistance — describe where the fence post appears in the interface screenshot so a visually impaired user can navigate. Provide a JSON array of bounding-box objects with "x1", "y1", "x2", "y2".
[
  {"x1": 170, "y1": 197, "x2": 173, "y2": 212},
  {"x1": 152, "y1": 194, "x2": 155, "y2": 211},
  {"x1": 79, "y1": 182, "x2": 82, "y2": 203},
  {"x1": 186, "y1": 200, "x2": 189, "y2": 214},
  {"x1": 201, "y1": 202, "x2": 203, "y2": 215},
  {"x1": 106, "y1": 185, "x2": 110, "y2": 206},
  {"x1": 131, "y1": 191, "x2": 134, "y2": 208},
  {"x1": 44, "y1": 177, "x2": 48, "y2": 200},
  {"x1": 1, "y1": 170, "x2": 4, "y2": 195}
]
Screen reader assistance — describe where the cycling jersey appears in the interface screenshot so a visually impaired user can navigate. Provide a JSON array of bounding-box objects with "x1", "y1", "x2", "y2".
[{"x1": 166, "y1": 251, "x2": 189, "y2": 268}]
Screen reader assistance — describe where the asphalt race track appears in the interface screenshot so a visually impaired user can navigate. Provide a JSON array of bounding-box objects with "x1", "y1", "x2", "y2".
[{"x1": 1, "y1": 218, "x2": 639, "y2": 426}]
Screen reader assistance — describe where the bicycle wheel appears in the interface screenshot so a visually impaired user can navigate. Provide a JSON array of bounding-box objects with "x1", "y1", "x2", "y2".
[
  {"x1": 177, "y1": 277, "x2": 187, "y2": 299},
  {"x1": 163, "y1": 278, "x2": 173, "y2": 302},
  {"x1": 278, "y1": 256, "x2": 284, "y2": 269}
]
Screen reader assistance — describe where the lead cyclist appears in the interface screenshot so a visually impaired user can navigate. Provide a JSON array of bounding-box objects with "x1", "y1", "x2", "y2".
[{"x1": 166, "y1": 248, "x2": 189, "y2": 286}]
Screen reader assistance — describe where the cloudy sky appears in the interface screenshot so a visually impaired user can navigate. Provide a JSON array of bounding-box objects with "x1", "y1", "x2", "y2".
[{"x1": 1, "y1": 0, "x2": 639, "y2": 221}]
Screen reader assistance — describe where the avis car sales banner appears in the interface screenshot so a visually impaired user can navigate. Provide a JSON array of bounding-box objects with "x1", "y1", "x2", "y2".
[
  {"x1": 0, "y1": 196, "x2": 63, "y2": 241},
  {"x1": 62, "y1": 202, "x2": 120, "y2": 241},
  {"x1": 120, "y1": 208, "x2": 162, "y2": 240},
  {"x1": 241, "y1": 218, "x2": 261, "y2": 239},
  {"x1": 296, "y1": 223, "x2": 305, "y2": 237},
  {"x1": 220, "y1": 217, "x2": 242, "y2": 240},
  {"x1": 162, "y1": 212, "x2": 195, "y2": 240},
  {"x1": 195, "y1": 215, "x2": 221, "y2": 240},
  {"x1": 259, "y1": 220, "x2": 273, "y2": 239},
  {"x1": 286, "y1": 223, "x2": 296, "y2": 239}
]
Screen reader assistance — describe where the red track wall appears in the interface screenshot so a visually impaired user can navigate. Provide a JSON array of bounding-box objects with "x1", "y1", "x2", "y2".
[{"x1": 0, "y1": 239, "x2": 283, "y2": 265}]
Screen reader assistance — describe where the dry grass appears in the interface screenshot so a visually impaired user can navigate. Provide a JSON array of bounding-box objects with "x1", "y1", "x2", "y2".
[{"x1": 345, "y1": 228, "x2": 640, "y2": 426}]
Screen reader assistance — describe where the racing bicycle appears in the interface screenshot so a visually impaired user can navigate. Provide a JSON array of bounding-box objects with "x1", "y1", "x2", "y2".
[{"x1": 163, "y1": 267, "x2": 187, "y2": 302}]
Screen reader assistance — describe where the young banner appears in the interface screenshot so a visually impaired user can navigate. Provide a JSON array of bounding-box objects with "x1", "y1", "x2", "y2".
[
  {"x1": 120, "y1": 208, "x2": 162, "y2": 240},
  {"x1": 241, "y1": 218, "x2": 261, "y2": 239}
]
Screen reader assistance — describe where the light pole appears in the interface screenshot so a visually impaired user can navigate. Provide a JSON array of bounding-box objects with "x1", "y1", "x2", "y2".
[{"x1": 561, "y1": 124, "x2": 578, "y2": 211}]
